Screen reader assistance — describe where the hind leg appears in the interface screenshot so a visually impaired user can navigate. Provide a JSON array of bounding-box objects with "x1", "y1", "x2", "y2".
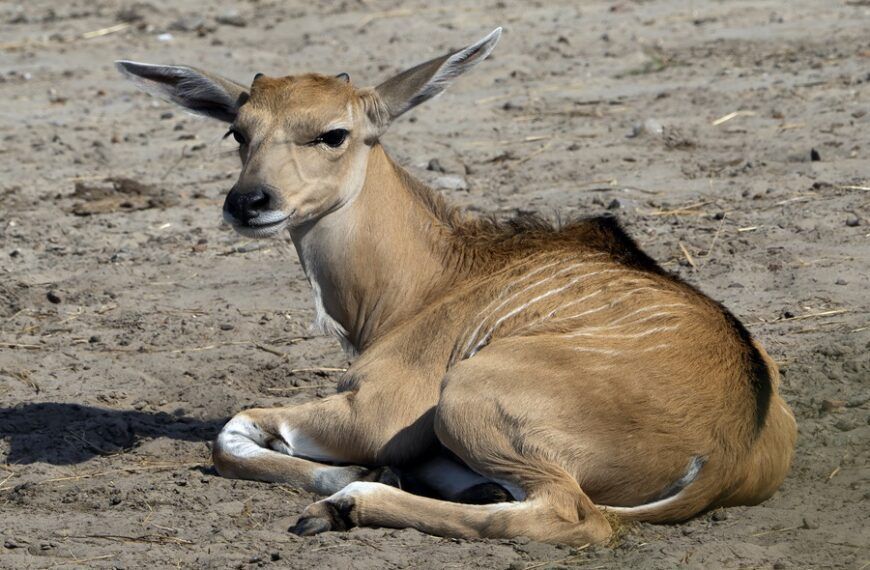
[
  {"x1": 291, "y1": 345, "x2": 614, "y2": 545},
  {"x1": 291, "y1": 478, "x2": 611, "y2": 546}
]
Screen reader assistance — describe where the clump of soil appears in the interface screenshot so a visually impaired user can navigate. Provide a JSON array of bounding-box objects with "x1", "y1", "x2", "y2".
[{"x1": 71, "y1": 177, "x2": 179, "y2": 215}]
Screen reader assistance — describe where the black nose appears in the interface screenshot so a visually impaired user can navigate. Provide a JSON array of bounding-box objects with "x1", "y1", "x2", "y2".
[{"x1": 223, "y1": 186, "x2": 271, "y2": 223}]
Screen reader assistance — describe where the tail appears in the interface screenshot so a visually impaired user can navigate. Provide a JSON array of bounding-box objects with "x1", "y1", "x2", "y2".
[
  {"x1": 601, "y1": 396, "x2": 797, "y2": 523},
  {"x1": 600, "y1": 455, "x2": 726, "y2": 523}
]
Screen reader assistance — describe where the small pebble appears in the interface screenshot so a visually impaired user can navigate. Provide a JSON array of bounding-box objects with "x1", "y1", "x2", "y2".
[
  {"x1": 433, "y1": 175, "x2": 468, "y2": 191},
  {"x1": 821, "y1": 399, "x2": 846, "y2": 412},
  {"x1": 270, "y1": 552, "x2": 281, "y2": 562},
  {"x1": 426, "y1": 158, "x2": 445, "y2": 172},
  {"x1": 219, "y1": 323, "x2": 234, "y2": 331},
  {"x1": 216, "y1": 10, "x2": 247, "y2": 27},
  {"x1": 835, "y1": 278, "x2": 847, "y2": 286},
  {"x1": 801, "y1": 517, "x2": 819, "y2": 530},
  {"x1": 711, "y1": 509, "x2": 728, "y2": 522},
  {"x1": 810, "y1": 148, "x2": 821, "y2": 161},
  {"x1": 847, "y1": 397, "x2": 869, "y2": 408},
  {"x1": 46, "y1": 290, "x2": 61, "y2": 304},
  {"x1": 170, "y1": 16, "x2": 206, "y2": 32},
  {"x1": 845, "y1": 214, "x2": 860, "y2": 227},
  {"x1": 607, "y1": 198, "x2": 621, "y2": 210}
]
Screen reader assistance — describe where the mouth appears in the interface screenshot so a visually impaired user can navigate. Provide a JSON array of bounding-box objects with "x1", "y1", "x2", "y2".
[{"x1": 223, "y1": 210, "x2": 292, "y2": 238}]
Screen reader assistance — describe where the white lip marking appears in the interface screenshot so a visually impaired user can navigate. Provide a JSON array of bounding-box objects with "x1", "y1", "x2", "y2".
[{"x1": 250, "y1": 210, "x2": 291, "y2": 226}]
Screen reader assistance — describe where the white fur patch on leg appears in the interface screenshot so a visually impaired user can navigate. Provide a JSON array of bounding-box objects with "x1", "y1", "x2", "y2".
[
  {"x1": 276, "y1": 424, "x2": 340, "y2": 462},
  {"x1": 215, "y1": 415, "x2": 270, "y2": 459},
  {"x1": 330, "y1": 481, "x2": 384, "y2": 500}
]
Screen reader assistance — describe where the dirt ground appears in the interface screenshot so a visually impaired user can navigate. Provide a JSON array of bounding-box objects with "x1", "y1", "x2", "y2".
[{"x1": 1, "y1": 0, "x2": 868, "y2": 568}]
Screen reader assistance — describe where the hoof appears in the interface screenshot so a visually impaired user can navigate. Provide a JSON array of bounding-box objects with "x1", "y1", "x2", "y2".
[
  {"x1": 454, "y1": 482, "x2": 514, "y2": 505},
  {"x1": 290, "y1": 515, "x2": 333, "y2": 536},
  {"x1": 289, "y1": 494, "x2": 356, "y2": 536},
  {"x1": 368, "y1": 465, "x2": 401, "y2": 488}
]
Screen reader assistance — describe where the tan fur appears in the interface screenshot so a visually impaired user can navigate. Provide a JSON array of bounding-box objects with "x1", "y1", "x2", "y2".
[{"x1": 118, "y1": 30, "x2": 796, "y2": 546}]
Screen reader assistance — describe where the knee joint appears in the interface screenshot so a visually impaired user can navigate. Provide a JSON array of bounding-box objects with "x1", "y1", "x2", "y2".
[{"x1": 212, "y1": 413, "x2": 270, "y2": 476}]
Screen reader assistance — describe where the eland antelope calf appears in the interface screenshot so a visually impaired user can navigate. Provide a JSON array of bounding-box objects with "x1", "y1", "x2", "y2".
[{"x1": 117, "y1": 28, "x2": 796, "y2": 546}]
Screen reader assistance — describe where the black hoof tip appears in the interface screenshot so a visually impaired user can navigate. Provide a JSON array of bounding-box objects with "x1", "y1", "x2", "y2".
[
  {"x1": 375, "y1": 466, "x2": 401, "y2": 488},
  {"x1": 360, "y1": 465, "x2": 401, "y2": 488},
  {"x1": 455, "y1": 482, "x2": 514, "y2": 505},
  {"x1": 290, "y1": 516, "x2": 332, "y2": 536}
]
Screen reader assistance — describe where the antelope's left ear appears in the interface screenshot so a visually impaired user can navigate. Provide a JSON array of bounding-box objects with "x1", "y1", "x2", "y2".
[{"x1": 362, "y1": 27, "x2": 502, "y2": 136}]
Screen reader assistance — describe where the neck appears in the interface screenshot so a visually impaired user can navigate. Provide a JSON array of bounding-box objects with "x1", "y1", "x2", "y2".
[{"x1": 290, "y1": 144, "x2": 459, "y2": 353}]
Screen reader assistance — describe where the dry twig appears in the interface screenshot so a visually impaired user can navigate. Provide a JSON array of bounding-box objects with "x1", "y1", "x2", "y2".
[
  {"x1": 712, "y1": 110, "x2": 756, "y2": 126},
  {"x1": 65, "y1": 533, "x2": 194, "y2": 546},
  {"x1": 678, "y1": 242, "x2": 697, "y2": 269},
  {"x1": 288, "y1": 367, "x2": 347, "y2": 374},
  {"x1": 648, "y1": 201, "x2": 710, "y2": 217},
  {"x1": 777, "y1": 309, "x2": 848, "y2": 323}
]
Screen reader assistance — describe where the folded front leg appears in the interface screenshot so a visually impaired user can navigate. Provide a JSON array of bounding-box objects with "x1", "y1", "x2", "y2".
[
  {"x1": 212, "y1": 406, "x2": 398, "y2": 495},
  {"x1": 212, "y1": 361, "x2": 442, "y2": 494}
]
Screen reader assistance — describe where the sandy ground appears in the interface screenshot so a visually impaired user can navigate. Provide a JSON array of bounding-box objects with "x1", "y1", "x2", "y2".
[{"x1": 1, "y1": 0, "x2": 868, "y2": 568}]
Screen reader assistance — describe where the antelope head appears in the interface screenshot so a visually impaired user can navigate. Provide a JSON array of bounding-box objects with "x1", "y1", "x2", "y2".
[{"x1": 116, "y1": 28, "x2": 501, "y2": 238}]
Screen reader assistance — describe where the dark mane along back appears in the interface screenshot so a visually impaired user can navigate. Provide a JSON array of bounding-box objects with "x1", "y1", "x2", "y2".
[
  {"x1": 558, "y1": 215, "x2": 665, "y2": 273},
  {"x1": 450, "y1": 211, "x2": 666, "y2": 272}
]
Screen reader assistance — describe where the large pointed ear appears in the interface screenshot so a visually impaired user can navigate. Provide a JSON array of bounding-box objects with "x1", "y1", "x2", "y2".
[
  {"x1": 115, "y1": 61, "x2": 249, "y2": 123},
  {"x1": 363, "y1": 28, "x2": 502, "y2": 135}
]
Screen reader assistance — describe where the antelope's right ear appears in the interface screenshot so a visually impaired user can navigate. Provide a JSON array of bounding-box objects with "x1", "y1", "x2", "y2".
[{"x1": 115, "y1": 61, "x2": 249, "y2": 123}]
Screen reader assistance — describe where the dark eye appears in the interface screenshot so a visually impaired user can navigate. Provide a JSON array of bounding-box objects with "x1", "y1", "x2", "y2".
[
  {"x1": 316, "y1": 129, "x2": 348, "y2": 148},
  {"x1": 224, "y1": 127, "x2": 247, "y2": 146}
]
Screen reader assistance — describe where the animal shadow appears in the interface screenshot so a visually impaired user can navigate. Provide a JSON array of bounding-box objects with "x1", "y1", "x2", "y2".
[{"x1": 0, "y1": 402, "x2": 226, "y2": 465}]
